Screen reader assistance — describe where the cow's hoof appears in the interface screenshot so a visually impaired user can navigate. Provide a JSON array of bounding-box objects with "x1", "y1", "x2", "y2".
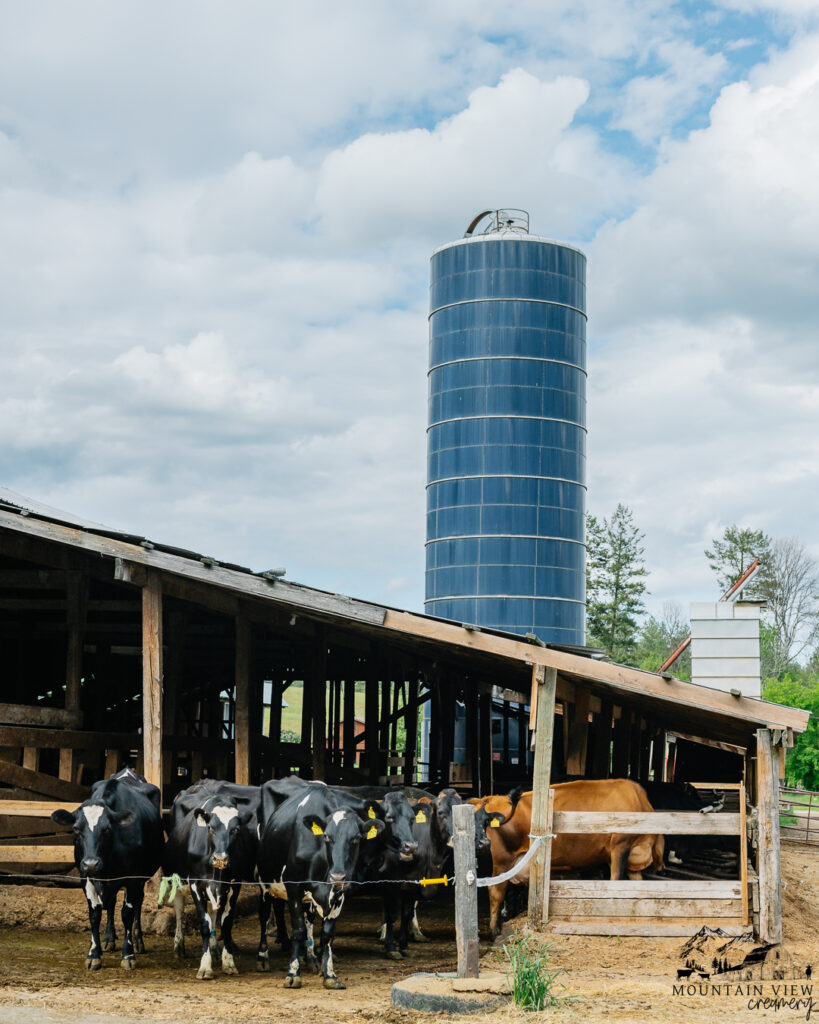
[
  {"x1": 323, "y1": 976, "x2": 346, "y2": 990},
  {"x1": 196, "y1": 967, "x2": 215, "y2": 980},
  {"x1": 103, "y1": 940, "x2": 117, "y2": 952},
  {"x1": 387, "y1": 950, "x2": 403, "y2": 961},
  {"x1": 400, "y1": 948, "x2": 416, "y2": 959},
  {"x1": 256, "y1": 958, "x2": 270, "y2": 973},
  {"x1": 121, "y1": 957, "x2": 136, "y2": 971},
  {"x1": 283, "y1": 975, "x2": 302, "y2": 989},
  {"x1": 410, "y1": 932, "x2": 429, "y2": 944},
  {"x1": 222, "y1": 964, "x2": 238, "y2": 976},
  {"x1": 86, "y1": 958, "x2": 102, "y2": 971}
]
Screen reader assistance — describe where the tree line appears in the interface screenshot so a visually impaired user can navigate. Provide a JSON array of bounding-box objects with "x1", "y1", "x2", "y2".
[{"x1": 586, "y1": 509, "x2": 819, "y2": 787}]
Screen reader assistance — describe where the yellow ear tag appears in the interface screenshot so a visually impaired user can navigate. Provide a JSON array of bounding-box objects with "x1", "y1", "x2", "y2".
[
  {"x1": 368, "y1": 806, "x2": 376, "y2": 819},
  {"x1": 366, "y1": 825, "x2": 378, "y2": 840},
  {"x1": 415, "y1": 810, "x2": 427, "y2": 824},
  {"x1": 490, "y1": 818, "x2": 501, "y2": 828},
  {"x1": 311, "y1": 823, "x2": 323, "y2": 836}
]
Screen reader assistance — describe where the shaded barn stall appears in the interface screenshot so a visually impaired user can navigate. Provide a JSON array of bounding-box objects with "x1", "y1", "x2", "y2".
[{"x1": 0, "y1": 492, "x2": 809, "y2": 945}]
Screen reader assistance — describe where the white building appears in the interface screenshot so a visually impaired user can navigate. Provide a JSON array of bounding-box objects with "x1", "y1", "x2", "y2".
[{"x1": 690, "y1": 600, "x2": 763, "y2": 698}]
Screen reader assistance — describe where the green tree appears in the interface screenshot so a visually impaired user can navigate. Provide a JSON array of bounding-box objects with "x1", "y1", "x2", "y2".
[
  {"x1": 705, "y1": 525, "x2": 771, "y2": 595},
  {"x1": 634, "y1": 601, "x2": 691, "y2": 680},
  {"x1": 762, "y1": 672, "x2": 819, "y2": 789},
  {"x1": 586, "y1": 504, "x2": 648, "y2": 664}
]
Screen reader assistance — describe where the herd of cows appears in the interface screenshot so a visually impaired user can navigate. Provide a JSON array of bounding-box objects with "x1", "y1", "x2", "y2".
[{"x1": 49, "y1": 767, "x2": 730, "y2": 989}]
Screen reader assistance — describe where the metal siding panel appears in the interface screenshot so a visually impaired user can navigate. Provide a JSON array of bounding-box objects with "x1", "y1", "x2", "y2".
[{"x1": 690, "y1": 619, "x2": 760, "y2": 640}]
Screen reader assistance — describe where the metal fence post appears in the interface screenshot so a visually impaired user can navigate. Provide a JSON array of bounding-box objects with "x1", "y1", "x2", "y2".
[{"x1": 453, "y1": 802, "x2": 479, "y2": 978}]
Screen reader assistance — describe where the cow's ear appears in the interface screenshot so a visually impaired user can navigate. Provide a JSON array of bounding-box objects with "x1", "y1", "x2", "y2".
[
  {"x1": 51, "y1": 808, "x2": 76, "y2": 827},
  {"x1": 488, "y1": 813, "x2": 506, "y2": 829},
  {"x1": 303, "y1": 814, "x2": 326, "y2": 837},
  {"x1": 111, "y1": 810, "x2": 135, "y2": 827},
  {"x1": 238, "y1": 810, "x2": 254, "y2": 828},
  {"x1": 360, "y1": 818, "x2": 385, "y2": 840},
  {"x1": 195, "y1": 808, "x2": 211, "y2": 826}
]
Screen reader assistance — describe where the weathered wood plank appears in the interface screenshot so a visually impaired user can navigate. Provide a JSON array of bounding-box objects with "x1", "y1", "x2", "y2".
[
  {"x1": 0, "y1": 816, "x2": 71, "y2": 839},
  {"x1": 552, "y1": 811, "x2": 741, "y2": 835},
  {"x1": 0, "y1": 704, "x2": 83, "y2": 729},
  {"x1": 548, "y1": 897, "x2": 742, "y2": 917},
  {"x1": 0, "y1": 760, "x2": 88, "y2": 801},
  {"x1": 142, "y1": 570, "x2": 163, "y2": 793},
  {"x1": 549, "y1": 880, "x2": 741, "y2": 898},
  {"x1": 756, "y1": 728, "x2": 782, "y2": 944},
  {"x1": 549, "y1": 920, "x2": 747, "y2": 937},
  {"x1": 740, "y1": 779, "x2": 749, "y2": 926},
  {"x1": 0, "y1": 727, "x2": 139, "y2": 751},
  {"x1": 528, "y1": 664, "x2": 556, "y2": 930},
  {"x1": 0, "y1": 845, "x2": 76, "y2": 863},
  {"x1": 453, "y1": 803, "x2": 479, "y2": 979}
]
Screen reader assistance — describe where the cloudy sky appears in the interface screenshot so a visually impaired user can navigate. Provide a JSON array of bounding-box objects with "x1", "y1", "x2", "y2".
[{"x1": 1, "y1": 1, "x2": 818, "y2": 622}]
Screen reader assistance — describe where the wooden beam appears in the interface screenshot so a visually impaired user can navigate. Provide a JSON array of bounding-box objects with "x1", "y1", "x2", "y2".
[
  {"x1": 0, "y1": 845, "x2": 76, "y2": 863},
  {"x1": 0, "y1": 799, "x2": 79, "y2": 817},
  {"x1": 141, "y1": 569, "x2": 163, "y2": 793},
  {"x1": 234, "y1": 611, "x2": 251, "y2": 786},
  {"x1": 667, "y1": 730, "x2": 747, "y2": 755},
  {"x1": 549, "y1": 919, "x2": 747, "y2": 937},
  {"x1": 528, "y1": 664, "x2": 556, "y2": 930},
  {"x1": 756, "y1": 728, "x2": 782, "y2": 943},
  {"x1": 552, "y1": 811, "x2": 741, "y2": 835},
  {"x1": 566, "y1": 685, "x2": 590, "y2": 775},
  {"x1": 550, "y1": 879, "x2": 741, "y2": 897},
  {"x1": 312, "y1": 634, "x2": 327, "y2": 781},
  {"x1": 453, "y1": 802, "x2": 479, "y2": 979},
  {"x1": 0, "y1": 760, "x2": 88, "y2": 801},
  {"x1": 0, "y1": 726, "x2": 138, "y2": 750},
  {"x1": 59, "y1": 573, "x2": 88, "y2": 783},
  {"x1": 381, "y1": 609, "x2": 809, "y2": 734}
]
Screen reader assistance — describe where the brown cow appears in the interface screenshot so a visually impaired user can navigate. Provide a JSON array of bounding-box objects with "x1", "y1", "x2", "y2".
[{"x1": 474, "y1": 779, "x2": 664, "y2": 936}]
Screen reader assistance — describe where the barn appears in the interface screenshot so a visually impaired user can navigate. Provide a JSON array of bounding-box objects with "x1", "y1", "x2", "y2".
[{"x1": 0, "y1": 492, "x2": 809, "y2": 945}]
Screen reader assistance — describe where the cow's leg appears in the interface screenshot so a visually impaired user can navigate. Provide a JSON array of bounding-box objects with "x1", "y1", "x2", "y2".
[
  {"x1": 190, "y1": 882, "x2": 215, "y2": 980},
  {"x1": 102, "y1": 901, "x2": 117, "y2": 952},
  {"x1": 304, "y1": 904, "x2": 319, "y2": 973},
  {"x1": 283, "y1": 889, "x2": 306, "y2": 988},
  {"x1": 610, "y1": 839, "x2": 631, "y2": 880},
  {"x1": 397, "y1": 891, "x2": 418, "y2": 956},
  {"x1": 272, "y1": 896, "x2": 290, "y2": 948},
  {"x1": 320, "y1": 915, "x2": 344, "y2": 990},
  {"x1": 488, "y1": 880, "x2": 508, "y2": 938},
  {"x1": 381, "y1": 889, "x2": 402, "y2": 960},
  {"x1": 120, "y1": 882, "x2": 139, "y2": 970},
  {"x1": 256, "y1": 889, "x2": 272, "y2": 972},
  {"x1": 84, "y1": 878, "x2": 104, "y2": 970},
  {"x1": 219, "y1": 882, "x2": 241, "y2": 975},
  {"x1": 409, "y1": 901, "x2": 428, "y2": 943},
  {"x1": 173, "y1": 888, "x2": 186, "y2": 959},
  {"x1": 132, "y1": 883, "x2": 146, "y2": 953}
]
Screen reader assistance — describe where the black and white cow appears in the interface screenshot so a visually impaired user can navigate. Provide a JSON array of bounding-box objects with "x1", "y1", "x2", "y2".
[
  {"x1": 162, "y1": 779, "x2": 260, "y2": 979},
  {"x1": 51, "y1": 767, "x2": 163, "y2": 970},
  {"x1": 642, "y1": 781, "x2": 727, "y2": 866},
  {"x1": 257, "y1": 781, "x2": 385, "y2": 990}
]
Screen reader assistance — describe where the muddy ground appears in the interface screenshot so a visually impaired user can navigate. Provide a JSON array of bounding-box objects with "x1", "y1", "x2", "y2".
[{"x1": 0, "y1": 845, "x2": 817, "y2": 1023}]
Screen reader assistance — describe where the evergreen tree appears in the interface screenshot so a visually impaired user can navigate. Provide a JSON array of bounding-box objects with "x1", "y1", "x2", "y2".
[
  {"x1": 586, "y1": 504, "x2": 648, "y2": 663},
  {"x1": 704, "y1": 525, "x2": 771, "y2": 594}
]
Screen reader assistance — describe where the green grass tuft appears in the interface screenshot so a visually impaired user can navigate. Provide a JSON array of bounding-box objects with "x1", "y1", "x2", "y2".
[{"x1": 495, "y1": 936, "x2": 572, "y2": 1011}]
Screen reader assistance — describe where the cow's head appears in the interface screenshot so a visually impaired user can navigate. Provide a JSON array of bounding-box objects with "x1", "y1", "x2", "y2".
[
  {"x1": 434, "y1": 788, "x2": 462, "y2": 849},
  {"x1": 194, "y1": 803, "x2": 253, "y2": 872},
  {"x1": 380, "y1": 792, "x2": 419, "y2": 863},
  {"x1": 473, "y1": 806, "x2": 507, "y2": 855},
  {"x1": 51, "y1": 803, "x2": 135, "y2": 878},
  {"x1": 302, "y1": 807, "x2": 384, "y2": 890}
]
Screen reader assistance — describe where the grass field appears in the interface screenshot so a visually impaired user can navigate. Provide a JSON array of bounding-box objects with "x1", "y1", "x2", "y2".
[{"x1": 266, "y1": 681, "x2": 367, "y2": 741}]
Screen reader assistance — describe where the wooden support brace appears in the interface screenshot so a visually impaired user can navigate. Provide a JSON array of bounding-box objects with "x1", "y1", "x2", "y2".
[
  {"x1": 528, "y1": 664, "x2": 557, "y2": 931},
  {"x1": 756, "y1": 728, "x2": 782, "y2": 943},
  {"x1": 141, "y1": 570, "x2": 163, "y2": 793},
  {"x1": 234, "y1": 612, "x2": 251, "y2": 786},
  {"x1": 453, "y1": 803, "x2": 479, "y2": 979}
]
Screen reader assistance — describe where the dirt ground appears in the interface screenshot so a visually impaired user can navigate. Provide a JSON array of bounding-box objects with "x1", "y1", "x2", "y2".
[{"x1": 0, "y1": 845, "x2": 817, "y2": 1024}]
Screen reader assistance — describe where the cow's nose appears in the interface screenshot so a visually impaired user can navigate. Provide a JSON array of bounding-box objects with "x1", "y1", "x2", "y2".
[
  {"x1": 400, "y1": 841, "x2": 418, "y2": 860},
  {"x1": 329, "y1": 872, "x2": 346, "y2": 884},
  {"x1": 81, "y1": 858, "x2": 102, "y2": 875},
  {"x1": 211, "y1": 853, "x2": 229, "y2": 870}
]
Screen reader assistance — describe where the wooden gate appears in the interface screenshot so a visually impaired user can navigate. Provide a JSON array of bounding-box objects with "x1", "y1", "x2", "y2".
[{"x1": 780, "y1": 785, "x2": 819, "y2": 846}]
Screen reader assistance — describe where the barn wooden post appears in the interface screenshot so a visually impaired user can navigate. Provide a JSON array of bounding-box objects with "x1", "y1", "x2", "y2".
[
  {"x1": 756, "y1": 728, "x2": 782, "y2": 943},
  {"x1": 311, "y1": 632, "x2": 327, "y2": 781},
  {"x1": 528, "y1": 663, "x2": 556, "y2": 930},
  {"x1": 453, "y1": 802, "x2": 479, "y2": 978},
  {"x1": 592, "y1": 699, "x2": 612, "y2": 778},
  {"x1": 234, "y1": 610, "x2": 251, "y2": 786},
  {"x1": 141, "y1": 570, "x2": 163, "y2": 793},
  {"x1": 59, "y1": 572, "x2": 88, "y2": 782},
  {"x1": 566, "y1": 685, "x2": 590, "y2": 775},
  {"x1": 478, "y1": 690, "x2": 493, "y2": 795}
]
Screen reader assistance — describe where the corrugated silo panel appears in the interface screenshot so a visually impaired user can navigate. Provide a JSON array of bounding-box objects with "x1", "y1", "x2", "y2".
[{"x1": 425, "y1": 229, "x2": 587, "y2": 645}]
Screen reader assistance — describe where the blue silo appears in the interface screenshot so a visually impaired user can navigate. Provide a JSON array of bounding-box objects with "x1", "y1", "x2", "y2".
[{"x1": 425, "y1": 210, "x2": 587, "y2": 645}]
